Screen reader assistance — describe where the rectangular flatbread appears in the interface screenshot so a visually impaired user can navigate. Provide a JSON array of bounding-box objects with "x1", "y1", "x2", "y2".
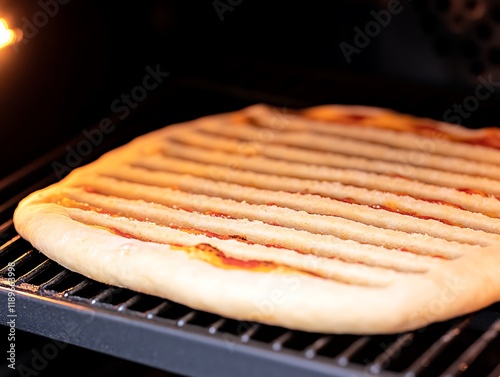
[{"x1": 13, "y1": 104, "x2": 500, "y2": 334}]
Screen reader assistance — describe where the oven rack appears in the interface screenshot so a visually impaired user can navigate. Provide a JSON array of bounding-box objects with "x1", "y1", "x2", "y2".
[{"x1": 0, "y1": 190, "x2": 499, "y2": 377}]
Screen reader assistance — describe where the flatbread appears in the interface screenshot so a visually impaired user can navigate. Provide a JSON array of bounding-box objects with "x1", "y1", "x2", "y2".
[{"x1": 13, "y1": 104, "x2": 500, "y2": 334}]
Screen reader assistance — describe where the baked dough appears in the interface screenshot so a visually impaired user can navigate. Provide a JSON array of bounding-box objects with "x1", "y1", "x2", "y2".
[{"x1": 13, "y1": 104, "x2": 500, "y2": 334}]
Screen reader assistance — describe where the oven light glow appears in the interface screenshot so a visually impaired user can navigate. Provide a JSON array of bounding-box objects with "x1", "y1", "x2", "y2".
[{"x1": 0, "y1": 19, "x2": 16, "y2": 49}]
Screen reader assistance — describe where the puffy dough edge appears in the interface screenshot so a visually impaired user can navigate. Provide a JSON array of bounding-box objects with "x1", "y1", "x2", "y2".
[{"x1": 13, "y1": 193, "x2": 500, "y2": 334}]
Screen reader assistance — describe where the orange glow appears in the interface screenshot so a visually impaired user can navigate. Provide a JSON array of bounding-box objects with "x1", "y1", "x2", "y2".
[{"x1": 0, "y1": 19, "x2": 19, "y2": 49}]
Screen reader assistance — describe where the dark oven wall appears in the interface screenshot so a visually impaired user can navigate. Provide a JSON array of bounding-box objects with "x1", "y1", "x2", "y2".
[{"x1": 1, "y1": 0, "x2": 499, "y2": 180}]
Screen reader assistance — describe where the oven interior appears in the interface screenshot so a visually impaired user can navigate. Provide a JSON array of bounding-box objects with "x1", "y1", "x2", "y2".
[{"x1": 1, "y1": 1, "x2": 500, "y2": 376}]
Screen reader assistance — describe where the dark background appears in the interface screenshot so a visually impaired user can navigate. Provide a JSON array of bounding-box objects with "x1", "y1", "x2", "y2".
[{"x1": 0, "y1": 0, "x2": 499, "y2": 180}]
